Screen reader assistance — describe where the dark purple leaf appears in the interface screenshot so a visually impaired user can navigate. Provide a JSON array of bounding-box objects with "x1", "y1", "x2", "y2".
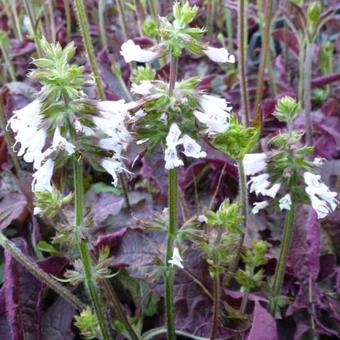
[{"x1": 246, "y1": 301, "x2": 278, "y2": 340}]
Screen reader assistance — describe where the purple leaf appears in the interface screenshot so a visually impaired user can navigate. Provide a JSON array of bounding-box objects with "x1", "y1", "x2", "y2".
[{"x1": 246, "y1": 301, "x2": 278, "y2": 340}]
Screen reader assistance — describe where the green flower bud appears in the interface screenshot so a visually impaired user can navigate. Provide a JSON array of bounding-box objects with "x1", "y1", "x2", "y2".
[
  {"x1": 319, "y1": 42, "x2": 333, "y2": 75},
  {"x1": 212, "y1": 118, "x2": 259, "y2": 160},
  {"x1": 253, "y1": 240, "x2": 267, "y2": 254},
  {"x1": 142, "y1": 17, "x2": 158, "y2": 38},
  {"x1": 131, "y1": 65, "x2": 156, "y2": 84},
  {"x1": 307, "y1": 2, "x2": 322, "y2": 26},
  {"x1": 74, "y1": 307, "x2": 99, "y2": 340},
  {"x1": 273, "y1": 96, "x2": 300, "y2": 124},
  {"x1": 173, "y1": 1, "x2": 198, "y2": 26}
]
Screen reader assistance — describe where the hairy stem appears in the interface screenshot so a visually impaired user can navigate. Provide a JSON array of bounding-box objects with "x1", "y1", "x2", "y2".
[
  {"x1": 73, "y1": 0, "x2": 105, "y2": 100},
  {"x1": 117, "y1": 0, "x2": 130, "y2": 42},
  {"x1": 22, "y1": 0, "x2": 42, "y2": 57},
  {"x1": 73, "y1": 159, "x2": 111, "y2": 340},
  {"x1": 270, "y1": 204, "x2": 296, "y2": 315},
  {"x1": 0, "y1": 232, "x2": 86, "y2": 311},
  {"x1": 225, "y1": 159, "x2": 248, "y2": 287},
  {"x1": 10, "y1": 0, "x2": 23, "y2": 40},
  {"x1": 0, "y1": 42, "x2": 16, "y2": 83},
  {"x1": 238, "y1": 0, "x2": 250, "y2": 126},
  {"x1": 98, "y1": 0, "x2": 108, "y2": 50},
  {"x1": 303, "y1": 41, "x2": 313, "y2": 147},
  {"x1": 210, "y1": 266, "x2": 220, "y2": 340},
  {"x1": 63, "y1": 0, "x2": 72, "y2": 42},
  {"x1": 0, "y1": 95, "x2": 21, "y2": 173},
  {"x1": 253, "y1": 0, "x2": 273, "y2": 120}
]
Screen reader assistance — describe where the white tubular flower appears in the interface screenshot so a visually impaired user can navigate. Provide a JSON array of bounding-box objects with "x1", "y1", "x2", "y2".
[
  {"x1": 52, "y1": 127, "x2": 75, "y2": 155},
  {"x1": 101, "y1": 158, "x2": 126, "y2": 186},
  {"x1": 248, "y1": 173, "x2": 271, "y2": 196},
  {"x1": 168, "y1": 247, "x2": 184, "y2": 269},
  {"x1": 243, "y1": 153, "x2": 267, "y2": 176},
  {"x1": 120, "y1": 40, "x2": 159, "y2": 63},
  {"x1": 9, "y1": 99, "x2": 47, "y2": 169},
  {"x1": 265, "y1": 183, "x2": 281, "y2": 199},
  {"x1": 166, "y1": 123, "x2": 183, "y2": 148},
  {"x1": 32, "y1": 159, "x2": 54, "y2": 192},
  {"x1": 164, "y1": 147, "x2": 184, "y2": 170},
  {"x1": 279, "y1": 194, "x2": 292, "y2": 211},
  {"x1": 182, "y1": 135, "x2": 206, "y2": 159},
  {"x1": 252, "y1": 201, "x2": 269, "y2": 214},
  {"x1": 131, "y1": 81, "x2": 154, "y2": 95},
  {"x1": 194, "y1": 95, "x2": 232, "y2": 134},
  {"x1": 203, "y1": 47, "x2": 236, "y2": 63},
  {"x1": 304, "y1": 172, "x2": 339, "y2": 219}
]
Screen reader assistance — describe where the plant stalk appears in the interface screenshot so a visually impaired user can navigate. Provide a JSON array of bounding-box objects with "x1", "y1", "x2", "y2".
[
  {"x1": 10, "y1": 0, "x2": 23, "y2": 40},
  {"x1": 98, "y1": 0, "x2": 108, "y2": 50},
  {"x1": 164, "y1": 56, "x2": 179, "y2": 340},
  {"x1": 238, "y1": 0, "x2": 250, "y2": 126},
  {"x1": 63, "y1": 0, "x2": 72, "y2": 42},
  {"x1": 253, "y1": 0, "x2": 273, "y2": 120},
  {"x1": 0, "y1": 96, "x2": 21, "y2": 173},
  {"x1": 0, "y1": 232, "x2": 86, "y2": 311},
  {"x1": 303, "y1": 41, "x2": 313, "y2": 147},
  {"x1": 270, "y1": 204, "x2": 296, "y2": 315},
  {"x1": 117, "y1": 0, "x2": 130, "y2": 42},
  {"x1": 225, "y1": 159, "x2": 248, "y2": 287},
  {"x1": 210, "y1": 262, "x2": 221, "y2": 340},
  {"x1": 0, "y1": 42, "x2": 16, "y2": 83},
  {"x1": 73, "y1": 159, "x2": 111, "y2": 340},
  {"x1": 22, "y1": 0, "x2": 42, "y2": 57}
]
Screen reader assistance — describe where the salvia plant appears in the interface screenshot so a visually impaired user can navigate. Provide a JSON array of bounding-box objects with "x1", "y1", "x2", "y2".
[{"x1": 0, "y1": 1, "x2": 339, "y2": 340}]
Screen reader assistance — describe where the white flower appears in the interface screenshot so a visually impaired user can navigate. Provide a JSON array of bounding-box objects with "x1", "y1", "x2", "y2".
[
  {"x1": 194, "y1": 95, "x2": 232, "y2": 134},
  {"x1": 168, "y1": 247, "x2": 184, "y2": 269},
  {"x1": 279, "y1": 194, "x2": 292, "y2": 211},
  {"x1": 243, "y1": 153, "x2": 267, "y2": 176},
  {"x1": 33, "y1": 207, "x2": 43, "y2": 216},
  {"x1": 182, "y1": 135, "x2": 206, "y2": 159},
  {"x1": 304, "y1": 171, "x2": 339, "y2": 219},
  {"x1": 120, "y1": 40, "x2": 159, "y2": 63},
  {"x1": 9, "y1": 100, "x2": 46, "y2": 169},
  {"x1": 32, "y1": 159, "x2": 54, "y2": 192},
  {"x1": 101, "y1": 158, "x2": 127, "y2": 186},
  {"x1": 313, "y1": 157, "x2": 325, "y2": 167},
  {"x1": 203, "y1": 46, "x2": 236, "y2": 63},
  {"x1": 166, "y1": 123, "x2": 183, "y2": 148},
  {"x1": 251, "y1": 201, "x2": 269, "y2": 214},
  {"x1": 131, "y1": 81, "x2": 154, "y2": 95},
  {"x1": 198, "y1": 214, "x2": 208, "y2": 223},
  {"x1": 51, "y1": 127, "x2": 75, "y2": 155},
  {"x1": 248, "y1": 173, "x2": 280, "y2": 198},
  {"x1": 164, "y1": 147, "x2": 184, "y2": 170}
]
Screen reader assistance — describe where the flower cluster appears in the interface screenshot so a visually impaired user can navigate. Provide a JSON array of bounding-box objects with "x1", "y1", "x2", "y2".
[{"x1": 243, "y1": 152, "x2": 339, "y2": 218}]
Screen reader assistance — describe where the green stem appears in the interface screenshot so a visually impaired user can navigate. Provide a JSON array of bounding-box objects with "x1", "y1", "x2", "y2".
[
  {"x1": 10, "y1": 0, "x2": 23, "y2": 40},
  {"x1": 73, "y1": 159, "x2": 111, "y2": 340},
  {"x1": 117, "y1": 0, "x2": 129, "y2": 42},
  {"x1": 225, "y1": 8, "x2": 234, "y2": 56},
  {"x1": 73, "y1": 0, "x2": 105, "y2": 100},
  {"x1": 303, "y1": 41, "x2": 313, "y2": 147},
  {"x1": 142, "y1": 327, "x2": 209, "y2": 340},
  {"x1": 270, "y1": 204, "x2": 296, "y2": 315},
  {"x1": 0, "y1": 43, "x2": 16, "y2": 83},
  {"x1": 63, "y1": 0, "x2": 72, "y2": 42},
  {"x1": 238, "y1": 0, "x2": 250, "y2": 127},
  {"x1": 298, "y1": 37, "x2": 305, "y2": 104},
  {"x1": 253, "y1": 0, "x2": 273, "y2": 119},
  {"x1": 22, "y1": 0, "x2": 42, "y2": 57},
  {"x1": 0, "y1": 95, "x2": 21, "y2": 173},
  {"x1": 0, "y1": 232, "x2": 86, "y2": 311},
  {"x1": 225, "y1": 159, "x2": 248, "y2": 287},
  {"x1": 98, "y1": 0, "x2": 108, "y2": 50},
  {"x1": 165, "y1": 169, "x2": 177, "y2": 340},
  {"x1": 47, "y1": 0, "x2": 56, "y2": 42}
]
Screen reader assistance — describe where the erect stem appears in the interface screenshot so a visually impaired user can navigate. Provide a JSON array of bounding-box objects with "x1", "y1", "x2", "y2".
[
  {"x1": 134, "y1": 0, "x2": 146, "y2": 37},
  {"x1": 10, "y1": 0, "x2": 23, "y2": 40},
  {"x1": 253, "y1": 0, "x2": 273, "y2": 121},
  {"x1": 73, "y1": 0, "x2": 131, "y2": 210},
  {"x1": 0, "y1": 232, "x2": 86, "y2": 311},
  {"x1": 0, "y1": 95, "x2": 21, "y2": 174},
  {"x1": 303, "y1": 41, "x2": 313, "y2": 147},
  {"x1": 22, "y1": 0, "x2": 42, "y2": 57},
  {"x1": 72, "y1": 158, "x2": 111, "y2": 340},
  {"x1": 117, "y1": 0, "x2": 130, "y2": 42},
  {"x1": 224, "y1": 159, "x2": 248, "y2": 287},
  {"x1": 164, "y1": 56, "x2": 179, "y2": 340},
  {"x1": 73, "y1": 0, "x2": 105, "y2": 100},
  {"x1": 238, "y1": 0, "x2": 250, "y2": 126},
  {"x1": 63, "y1": 0, "x2": 72, "y2": 42},
  {"x1": 270, "y1": 203, "x2": 296, "y2": 315},
  {"x1": 98, "y1": 0, "x2": 108, "y2": 50}
]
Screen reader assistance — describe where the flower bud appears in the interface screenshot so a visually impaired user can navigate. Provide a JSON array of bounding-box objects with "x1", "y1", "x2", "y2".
[{"x1": 273, "y1": 96, "x2": 300, "y2": 124}]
